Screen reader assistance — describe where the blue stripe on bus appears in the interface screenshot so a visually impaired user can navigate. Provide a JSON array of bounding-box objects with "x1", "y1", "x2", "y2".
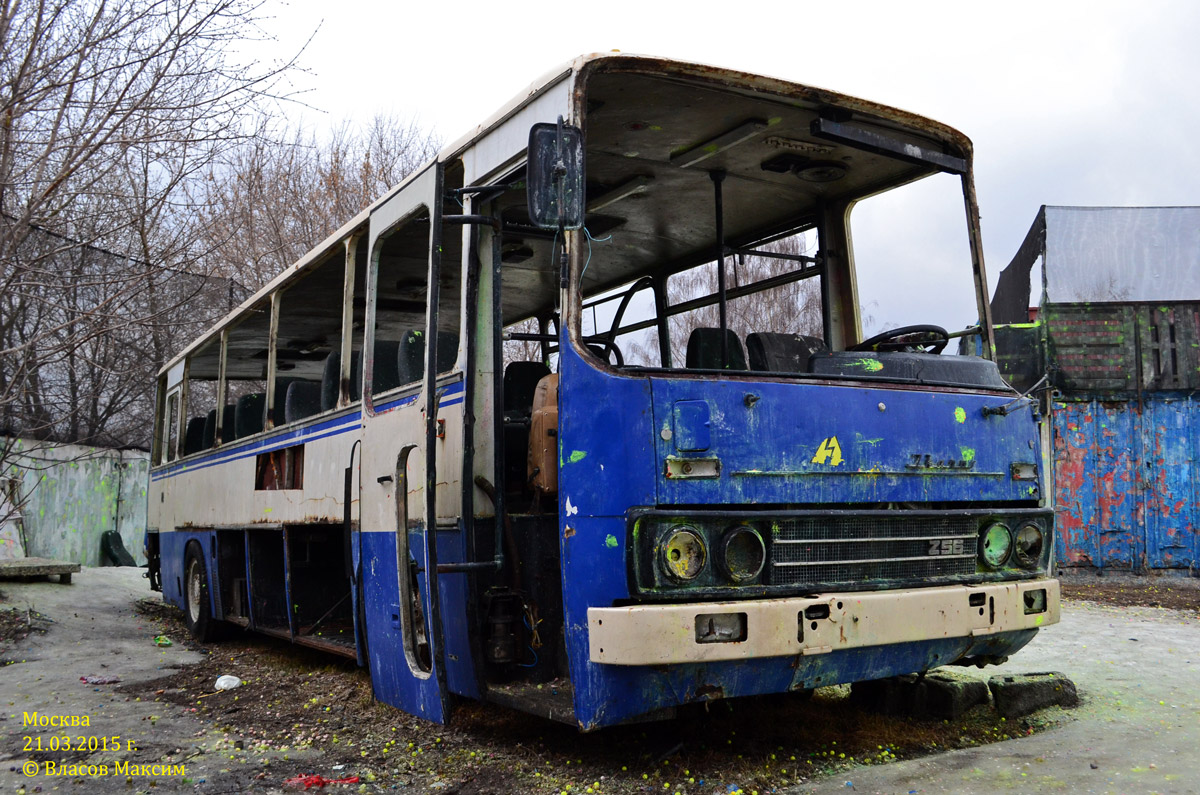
[{"x1": 151, "y1": 380, "x2": 464, "y2": 482}]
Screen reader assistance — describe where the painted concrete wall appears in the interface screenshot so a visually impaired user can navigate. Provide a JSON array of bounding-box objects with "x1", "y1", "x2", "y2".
[{"x1": 2, "y1": 438, "x2": 149, "y2": 566}]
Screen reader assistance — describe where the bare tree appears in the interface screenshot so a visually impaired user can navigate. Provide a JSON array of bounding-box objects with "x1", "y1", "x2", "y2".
[
  {"x1": 0, "y1": 0, "x2": 304, "y2": 526},
  {"x1": 194, "y1": 115, "x2": 441, "y2": 291}
]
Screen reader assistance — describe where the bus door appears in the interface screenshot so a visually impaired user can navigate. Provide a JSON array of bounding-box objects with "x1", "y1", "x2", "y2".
[{"x1": 359, "y1": 163, "x2": 450, "y2": 722}]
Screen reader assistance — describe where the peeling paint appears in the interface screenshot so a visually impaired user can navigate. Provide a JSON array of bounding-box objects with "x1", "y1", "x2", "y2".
[{"x1": 568, "y1": 450, "x2": 588, "y2": 464}]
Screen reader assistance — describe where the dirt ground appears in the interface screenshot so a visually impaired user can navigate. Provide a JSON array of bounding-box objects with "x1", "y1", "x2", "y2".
[
  {"x1": 2, "y1": 569, "x2": 1194, "y2": 794},
  {"x1": 1060, "y1": 580, "x2": 1200, "y2": 614},
  {"x1": 115, "y1": 599, "x2": 1069, "y2": 795}
]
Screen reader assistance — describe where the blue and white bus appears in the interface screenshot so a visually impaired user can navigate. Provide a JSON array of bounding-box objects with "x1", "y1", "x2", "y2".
[{"x1": 146, "y1": 54, "x2": 1059, "y2": 730}]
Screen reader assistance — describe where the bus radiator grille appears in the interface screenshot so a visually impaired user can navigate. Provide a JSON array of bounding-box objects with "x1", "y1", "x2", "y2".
[{"x1": 768, "y1": 516, "x2": 977, "y2": 587}]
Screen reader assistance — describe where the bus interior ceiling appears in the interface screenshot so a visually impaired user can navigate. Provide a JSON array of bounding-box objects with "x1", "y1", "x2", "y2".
[
  {"x1": 489, "y1": 69, "x2": 949, "y2": 368},
  {"x1": 574, "y1": 71, "x2": 938, "y2": 296}
]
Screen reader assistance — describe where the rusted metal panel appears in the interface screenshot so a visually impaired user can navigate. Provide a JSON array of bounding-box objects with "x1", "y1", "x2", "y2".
[
  {"x1": 1143, "y1": 398, "x2": 1199, "y2": 568},
  {"x1": 1053, "y1": 396, "x2": 1198, "y2": 571}
]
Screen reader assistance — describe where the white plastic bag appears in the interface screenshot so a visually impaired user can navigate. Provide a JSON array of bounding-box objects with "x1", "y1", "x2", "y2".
[{"x1": 215, "y1": 675, "x2": 242, "y2": 691}]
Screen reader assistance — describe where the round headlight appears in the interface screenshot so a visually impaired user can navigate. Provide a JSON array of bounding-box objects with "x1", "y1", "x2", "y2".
[
  {"x1": 1014, "y1": 524, "x2": 1044, "y2": 568},
  {"x1": 661, "y1": 527, "x2": 707, "y2": 581},
  {"x1": 980, "y1": 523, "x2": 1012, "y2": 568},
  {"x1": 718, "y1": 525, "x2": 766, "y2": 583}
]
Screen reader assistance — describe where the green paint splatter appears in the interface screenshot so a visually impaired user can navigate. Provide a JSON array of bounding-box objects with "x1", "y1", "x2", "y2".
[
  {"x1": 568, "y1": 450, "x2": 587, "y2": 464},
  {"x1": 954, "y1": 407, "x2": 966, "y2": 424},
  {"x1": 604, "y1": 534, "x2": 618, "y2": 549},
  {"x1": 960, "y1": 447, "x2": 976, "y2": 463},
  {"x1": 848, "y1": 358, "x2": 884, "y2": 372}
]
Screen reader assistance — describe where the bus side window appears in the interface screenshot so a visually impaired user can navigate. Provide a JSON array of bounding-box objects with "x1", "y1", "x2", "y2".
[
  {"x1": 372, "y1": 209, "x2": 432, "y2": 398},
  {"x1": 274, "y1": 248, "x2": 348, "y2": 422},
  {"x1": 164, "y1": 392, "x2": 180, "y2": 463},
  {"x1": 182, "y1": 338, "x2": 220, "y2": 455}
]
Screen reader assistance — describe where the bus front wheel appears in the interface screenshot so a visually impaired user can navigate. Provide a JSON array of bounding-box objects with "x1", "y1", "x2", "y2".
[{"x1": 184, "y1": 544, "x2": 218, "y2": 642}]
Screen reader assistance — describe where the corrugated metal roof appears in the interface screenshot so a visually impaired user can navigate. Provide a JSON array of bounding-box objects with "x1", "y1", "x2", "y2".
[{"x1": 1043, "y1": 206, "x2": 1200, "y2": 303}]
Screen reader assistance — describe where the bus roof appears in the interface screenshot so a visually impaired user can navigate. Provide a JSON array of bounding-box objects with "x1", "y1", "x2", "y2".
[{"x1": 159, "y1": 53, "x2": 971, "y2": 377}]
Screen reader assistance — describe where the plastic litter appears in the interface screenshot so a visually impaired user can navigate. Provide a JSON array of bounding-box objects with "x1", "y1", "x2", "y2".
[
  {"x1": 153, "y1": 635, "x2": 172, "y2": 647},
  {"x1": 283, "y1": 774, "x2": 360, "y2": 790},
  {"x1": 215, "y1": 675, "x2": 242, "y2": 691},
  {"x1": 80, "y1": 675, "x2": 121, "y2": 685}
]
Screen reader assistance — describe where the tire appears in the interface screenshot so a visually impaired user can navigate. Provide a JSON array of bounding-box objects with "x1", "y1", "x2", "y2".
[{"x1": 183, "y1": 543, "x2": 219, "y2": 642}]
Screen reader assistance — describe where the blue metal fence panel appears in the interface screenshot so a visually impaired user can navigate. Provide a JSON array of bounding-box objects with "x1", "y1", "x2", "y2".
[{"x1": 1052, "y1": 395, "x2": 1199, "y2": 570}]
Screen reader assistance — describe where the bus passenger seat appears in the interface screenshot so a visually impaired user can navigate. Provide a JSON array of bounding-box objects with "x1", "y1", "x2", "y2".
[
  {"x1": 320, "y1": 351, "x2": 365, "y2": 410},
  {"x1": 202, "y1": 404, "x2": 235, "y2": 448},
  {"x1": 503, "y1": 361, "x2": 551, "y2": 493},
  {"x1": 234, "y1": 393, "x2": 266, "y2": 438},
  {"x1": 320, "y1": 353, "x2": 342, "y2": 411},
  {"x1": 183, "y1": 417, "x2": 206, "y2": 456},
  {"x1": 527, "y1": 374, "x2": 559, "y2": 495},
  {"x1": 686, "y1": 328, "x2": 747, "y2": 370},
  {"x1": 397, "y1": 330, "x2": 424, "y2": 385},
  {"x1": 284, "y1": 381, "x2": 323, "y2": 423},
  {"x1": 398, "y1": 329, "x2": 460, "y2": 385},
  {"x1": 746, "y1": 332, "x2": 828, "y2": 373},
  {"x1": 436, "y1": 331, "x2": 459, "y2": 373},
  {"x1": 371, "y1": 340, "x2": 402, "y2": 394}
]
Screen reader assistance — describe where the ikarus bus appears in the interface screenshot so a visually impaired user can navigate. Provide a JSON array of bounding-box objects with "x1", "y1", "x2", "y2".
[{"x1": 146, "y1": 53, "x2": 1059, "y2": 730}]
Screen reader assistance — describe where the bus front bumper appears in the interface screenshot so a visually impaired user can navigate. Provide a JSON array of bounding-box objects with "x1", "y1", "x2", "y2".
[{"x1": 588, "y1": 579, "x2": 1059, "y2": 666}]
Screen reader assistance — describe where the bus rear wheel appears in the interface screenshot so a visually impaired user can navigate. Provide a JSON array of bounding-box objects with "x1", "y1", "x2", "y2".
[{"x1": 184, "y1": 544, "x2": 219, "y2": 642}]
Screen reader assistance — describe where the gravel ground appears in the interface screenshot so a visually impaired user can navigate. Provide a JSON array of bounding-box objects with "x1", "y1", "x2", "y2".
[{"x1": 2, "y1": 567, "x2": 1195, "y2": 794}]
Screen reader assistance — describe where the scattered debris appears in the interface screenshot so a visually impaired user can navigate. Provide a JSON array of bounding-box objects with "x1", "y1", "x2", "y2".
[
  {"x1": 154, "y1": 634, "x2": 173, "y2": 647},
  {"x1": 80, "y1": 674, "x2": 121, "y2": 685},
  {"x1": 0, "y1": 606, "x2": 50, "y2": 646},
  {"x1": 283, "y1": 773, "x2": 361, "y2": 790}
]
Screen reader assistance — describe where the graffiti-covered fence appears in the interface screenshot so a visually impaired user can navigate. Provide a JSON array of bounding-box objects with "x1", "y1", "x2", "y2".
[
  {"x1": 1053, "y1": 397, "x2": 1198, "y2": 570},
  {"x1": 2, "y1": 438, "x2": 149, "y2": 566}
]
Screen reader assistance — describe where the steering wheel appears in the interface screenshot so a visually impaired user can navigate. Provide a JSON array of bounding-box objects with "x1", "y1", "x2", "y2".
[
  {"x1": 849, "y1": 324, "x2": 950, "y2": 354},
  {"x1": 584, "y1": 337, "x2": 625, "y2": 366}
]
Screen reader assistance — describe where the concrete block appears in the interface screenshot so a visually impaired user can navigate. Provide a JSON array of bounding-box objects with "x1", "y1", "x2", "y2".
[
  {"x1": 988, "y1": 671, "x2": 1079, "y2": 718},
  {"x1": 851, "y1": 671, "x2": 989, "y2": 719},
  {"x1": 923, "y1": 671, "x2": 991, "y2": 719}
]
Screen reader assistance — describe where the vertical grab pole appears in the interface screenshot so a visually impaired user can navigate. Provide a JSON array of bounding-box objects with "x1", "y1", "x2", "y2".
[
  {"x1": 491, "y1": 218, "x2": 507, "y2": 548},
  {"x1": 711, "y1": 170, "x2": 728, "y2": 368}
]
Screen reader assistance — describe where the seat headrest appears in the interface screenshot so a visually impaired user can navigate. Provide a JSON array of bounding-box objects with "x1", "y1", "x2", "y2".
[{"x1": 685, "y1": 328, "x2": 747, "y2": 370}]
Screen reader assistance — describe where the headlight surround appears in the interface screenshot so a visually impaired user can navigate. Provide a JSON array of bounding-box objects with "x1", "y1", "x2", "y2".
[
  {"x1": 1014, "y1": 523, "x2": 1044, "y2": 568},
  {"x1": 660, "y1": 526, "x2": 707, "y2": 581},
  {"x1": 718, "y1": 525, "x2": 766, "y2": 583},
  {"x1": 980, "y1": 523, "x2": 1012, "y2": 569}
]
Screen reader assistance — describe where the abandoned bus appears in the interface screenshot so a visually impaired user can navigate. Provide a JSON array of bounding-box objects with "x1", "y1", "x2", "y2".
[{"x1": 146, "y1": 54, "x2": 1059, "y2": 730}]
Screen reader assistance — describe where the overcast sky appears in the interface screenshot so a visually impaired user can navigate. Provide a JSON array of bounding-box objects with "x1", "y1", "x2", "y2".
[{"x1": 258, "y1": 0, "x2": 1198, "y2": 336}]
